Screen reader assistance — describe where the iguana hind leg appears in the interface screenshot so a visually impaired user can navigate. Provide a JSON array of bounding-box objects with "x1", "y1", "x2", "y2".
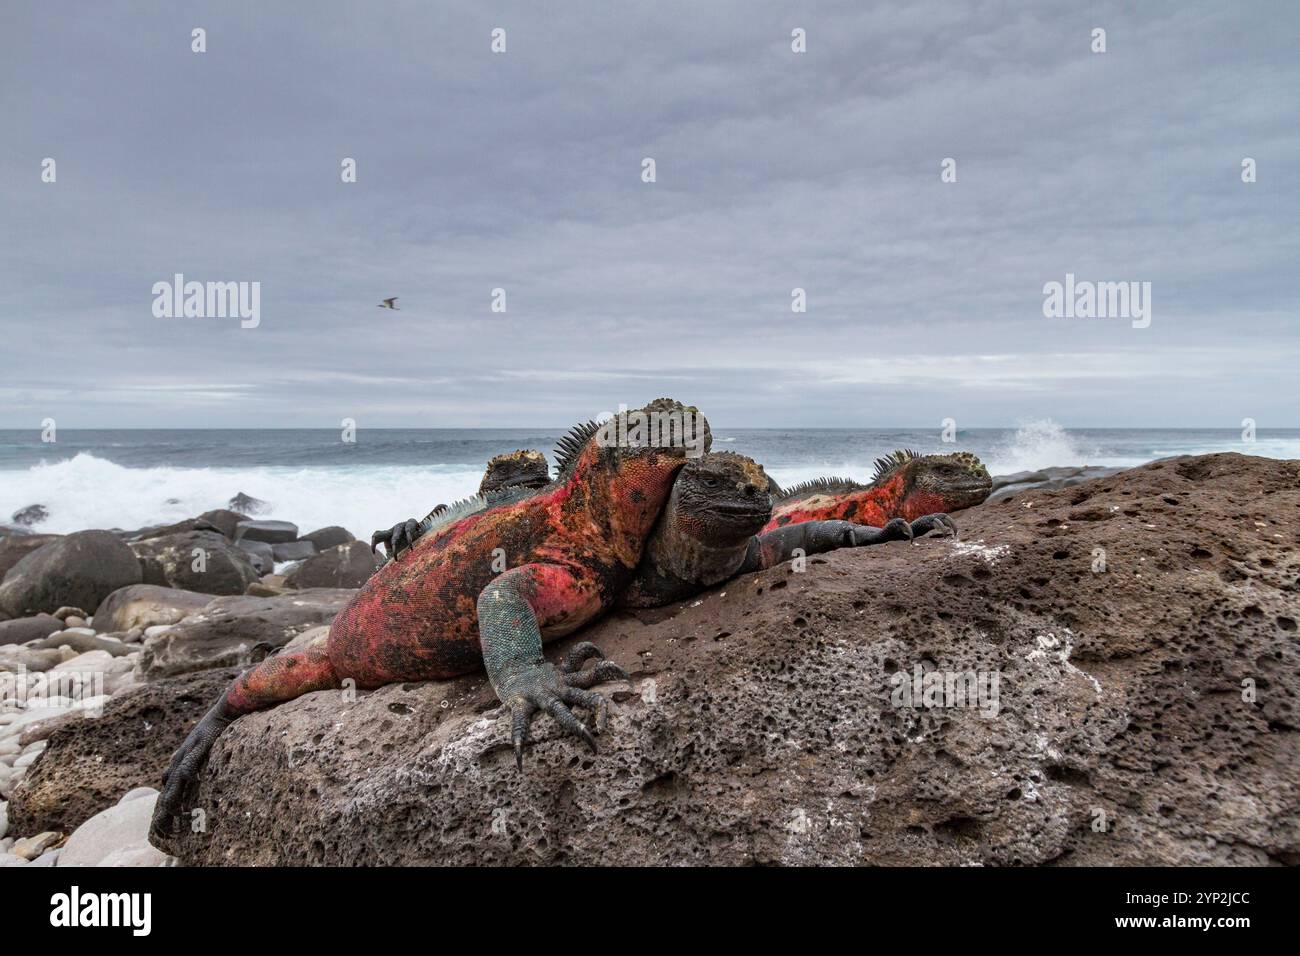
[
  {"x1": 477, "y1": 566, "x2": 625, "y2": 769},
  {"x1": 149, "y1": 642, "x2": 341, "y2": 841}
]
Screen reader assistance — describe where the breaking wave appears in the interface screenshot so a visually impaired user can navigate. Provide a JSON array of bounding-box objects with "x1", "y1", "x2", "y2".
[{"x1": 0, "y1": 452, "x2": 485, "y2": 539}]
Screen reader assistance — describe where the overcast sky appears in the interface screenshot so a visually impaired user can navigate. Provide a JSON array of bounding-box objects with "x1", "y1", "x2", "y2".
[{"x1": 1, "y1": 1, "x2": 1297, "y2": 428}]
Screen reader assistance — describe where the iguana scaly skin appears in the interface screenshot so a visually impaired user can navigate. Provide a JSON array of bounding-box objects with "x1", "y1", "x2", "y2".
[
  {"x1": 150, "y1": 399, "x2": 709, "y2": 839},
  {"x1": 762, "y1": 450, "x2": 991, "y2": 533}
]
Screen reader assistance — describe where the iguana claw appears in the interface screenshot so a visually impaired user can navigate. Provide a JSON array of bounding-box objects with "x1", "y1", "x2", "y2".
[
  {"x1": 370, "y1": 518, "x2": 421, "y2": 559},
  {"x1": 507, "y1": 643, "x2": 625, "y2": 769},
  {"x1": 909, "y1": 512, "x2": 958, "y2": 540}
]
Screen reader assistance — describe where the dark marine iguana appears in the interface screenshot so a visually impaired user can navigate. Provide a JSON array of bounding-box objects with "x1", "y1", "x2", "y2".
[
  {"x1": 615, "y1": 450, "x2": 956, "y2": 607},
  {"x1": 150, "y1": 398, "x2": 707, "y2": 839},
  {"x1": 762, "y1": 449, "x2": 991, "y2": 533}
]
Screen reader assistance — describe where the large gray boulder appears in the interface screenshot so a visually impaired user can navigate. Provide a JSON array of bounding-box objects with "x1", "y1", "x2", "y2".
[
  {"x1": 136, "y1": 589, "x2": 355, "y2": 680},
  {"x1": 130, "y1": 531, "x2": 259, "y2": 596},
  {"x1": 158, "y1": 454, "x2": 1300, "y2": 866},
  {"x1": 0, "y1": 531, "x2": 142, "y2": 619},
  {"x1": 92, "y1": 583, "x2": 213, "y2": 634},
  {"x1": 284, "y1": 541, "x2": 379, "y2": 589}
]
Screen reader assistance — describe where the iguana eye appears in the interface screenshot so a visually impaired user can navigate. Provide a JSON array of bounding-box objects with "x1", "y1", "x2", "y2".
[{"x1": 701, "y1": 477, "x2": 719, "y2": 488}]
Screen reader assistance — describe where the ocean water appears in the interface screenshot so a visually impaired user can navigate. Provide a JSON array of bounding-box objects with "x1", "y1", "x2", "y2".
[{"x1": 1, "y1": 423, "x2": 1296, "y2": 540}]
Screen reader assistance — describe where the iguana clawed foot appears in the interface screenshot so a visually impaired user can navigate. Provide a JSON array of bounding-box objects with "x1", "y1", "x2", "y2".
[
  {"x1": 371, "y1": 518, "x2": 422, "y2": 559},
  {"x1": 908, "y1": 512, "x2": 958, "y2": 540},
  {"x1": 507, "y1": 642, "x2": 626, "y2": 770},
  {"x1": 839, "y1": 514, "x2": 956, "y2": 548}
]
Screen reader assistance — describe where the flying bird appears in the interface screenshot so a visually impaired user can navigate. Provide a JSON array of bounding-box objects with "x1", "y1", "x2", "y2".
[{"x1": 378, "y1": 297, "x2": 399, "y2": 310}]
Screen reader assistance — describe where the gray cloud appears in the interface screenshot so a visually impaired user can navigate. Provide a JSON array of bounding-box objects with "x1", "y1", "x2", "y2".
[{"x1": 1, "y1": 1, "x2": 1297, "y2": 427}]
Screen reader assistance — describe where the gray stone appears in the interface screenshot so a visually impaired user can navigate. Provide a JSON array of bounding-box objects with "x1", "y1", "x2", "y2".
[
  {"x1": 11, "y1": 830, "x2": 61, "y2": 860},
  {"x1": 284, "y1": 541, "x2": 380, "y2": 590},
  {"x1": 235, "y1": 539, "x2": 275, "y2": 575},
  {"x1": 301, "y1": 526, "x2": 355, "y2": 550},
  {"x1": 0, "y1": 614, "x2": 64, "y2": 647},
  {"x1": 59, "y1": 789, "x2": 167, "y2": 867},
  {"x1": 27, "y1": 629, "x2": 134, "y2": 657},
  {"x1": 92, "y1": 583, "x2": 212, "y2": 634},
  {"x1": 131, "y1": 508, "x2": 250, "y2": 543},
  {"x1": 136, "y1": 589, "x2": 354, "y2": 680},
  {"x1": 988, "y1": 465, "x2": 1126, "y2": 502},
  {"x1": 0, "y1": 531, "x2": 142, "y2": 619},
  {"x1": 235, "y1": 520, "x2": 298, "y2": 545},
  {"x1": 0, "y1": 534, "x2": 61, "y2": 581},
  {"x1": 131, "y1": 531, "x2": 259, "y2": 596},
  {"x1": 272, "y1": 540, "x2": 316, "y2": 562},
  {"x1": 228, "y1": 493, "x2": 267, "y2": 515},
  {"x1": 10, "y1": 505, "x2": 49, "y2": 527}
]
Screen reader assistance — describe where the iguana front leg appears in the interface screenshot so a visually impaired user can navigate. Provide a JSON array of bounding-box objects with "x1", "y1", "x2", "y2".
[
  {"x1": 742, "y1": 513, "x2": 957, "y2": 571},
  {"x1": 477, "y1": 564, "x2": 627, "y2": 769}
]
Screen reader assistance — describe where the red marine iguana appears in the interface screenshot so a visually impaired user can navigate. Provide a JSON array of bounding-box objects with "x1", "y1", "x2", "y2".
[
  {"x1": 762, "y1": 450, "x2": 991, "y2": 533},
  {"x1": 150, "y1": 399, "x2": 707, "y2": 838}
]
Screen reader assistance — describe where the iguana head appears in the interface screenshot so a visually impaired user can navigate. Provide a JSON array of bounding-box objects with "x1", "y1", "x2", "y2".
[
  {"x1": 668, "y1": 452, "x2": 775, "y2": 547},
  {"x1": 478, "y1": 449, "x2": 550, "y2": 498},
  {"x1": 874, "y1": 449, "x2": 992, "y2": 513},
  {"x1": 559, "y1": 398, "x2": 713, "y2": 539}
]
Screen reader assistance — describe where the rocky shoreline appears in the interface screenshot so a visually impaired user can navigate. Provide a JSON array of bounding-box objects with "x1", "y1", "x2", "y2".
[
  {"x1": 2, "y1": 454, "x2": 1297, "y2": 866},
  {"x1": 0, "y1": 507, "x2": 379, "y2": 866}
]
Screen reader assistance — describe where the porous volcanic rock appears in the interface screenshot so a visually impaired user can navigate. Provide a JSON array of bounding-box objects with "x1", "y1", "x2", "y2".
[
  {"x1": 157, "y1": 454, "x2": 1299, "y2": 866},
  {"x1": 7, "y1": 668, "x2": 239, "y2": 836}
]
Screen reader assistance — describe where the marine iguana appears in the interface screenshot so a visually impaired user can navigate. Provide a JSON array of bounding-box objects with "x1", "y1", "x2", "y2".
[
  {"x1": 616, "y1": 450, "x2": 955, "y2": 607},
  {"x1": 762, "y1": 450, "x2": 991, "y2": 533},
  {"x1": 372, "y1": 449, "x2": 552, "y2": 558},
  {"x1": 150, "y1": 398, "x2": 708, "y2": 838},
  {"x1": 375, "y1": 439, "x2": 957, "y2": 609}
]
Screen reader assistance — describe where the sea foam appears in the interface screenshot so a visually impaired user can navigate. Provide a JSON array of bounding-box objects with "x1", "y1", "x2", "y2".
[{"x1": 0, "y1": 452, "x2": 485, "y2": 540}]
